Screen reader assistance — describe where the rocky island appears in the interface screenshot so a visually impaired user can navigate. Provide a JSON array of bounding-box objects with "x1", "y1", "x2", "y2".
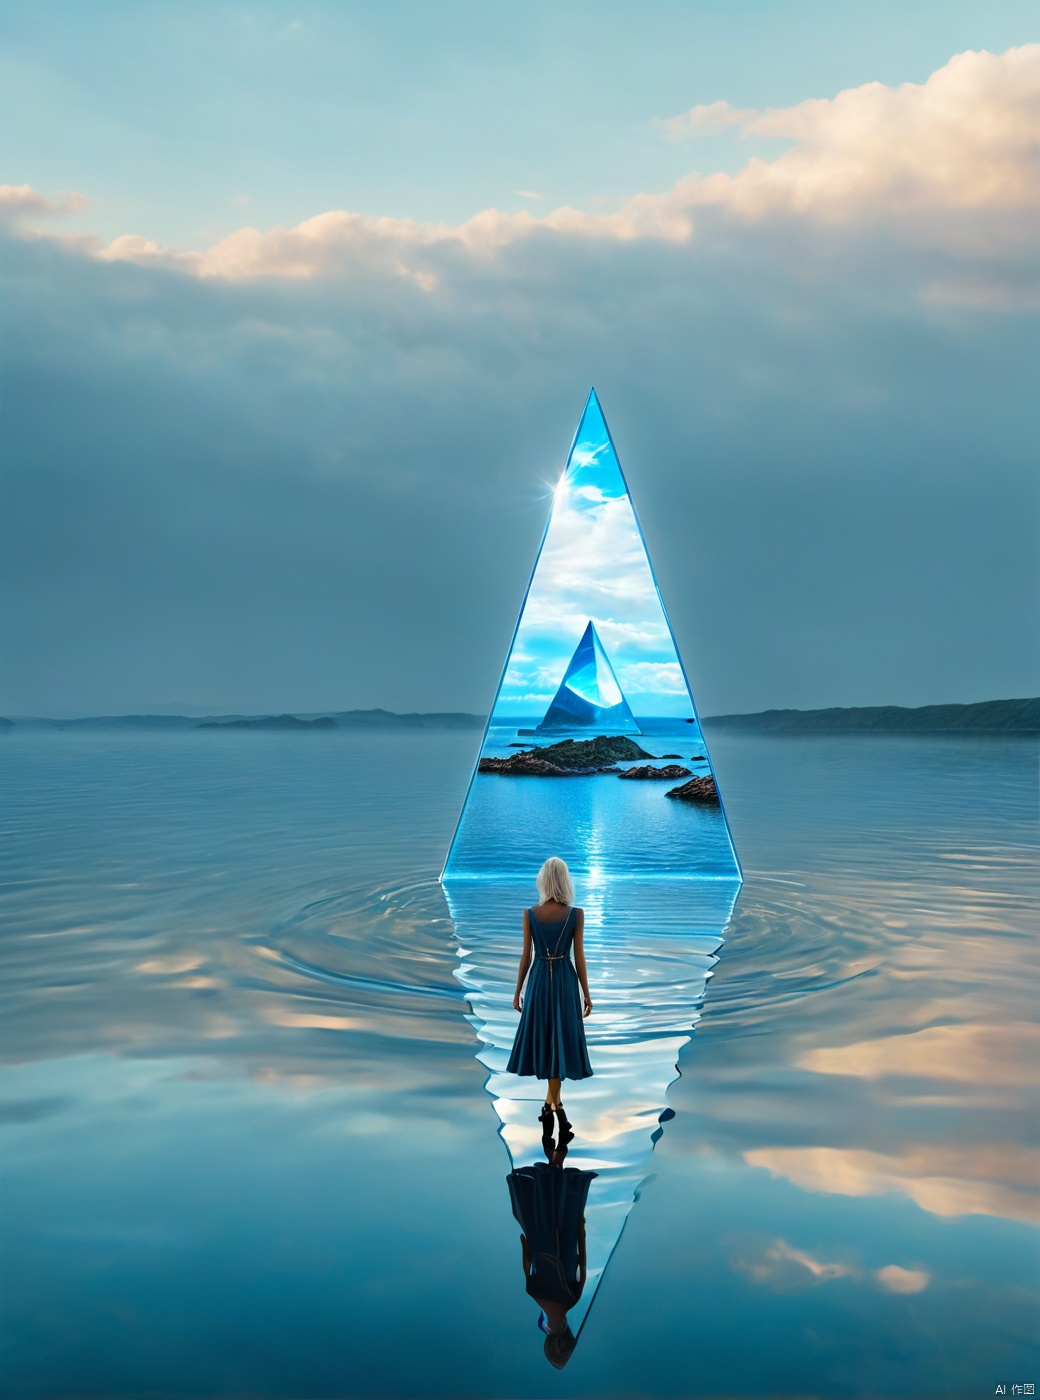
[
  {"x1": 478, "y1": 735, "x2": 652, "y2": 776},
  {"x1": 619, "y1": 764, "x2": 692, "y2": 781},
  {"x1": 665, "y1": 774, "x2": 721, "y2": 804}
]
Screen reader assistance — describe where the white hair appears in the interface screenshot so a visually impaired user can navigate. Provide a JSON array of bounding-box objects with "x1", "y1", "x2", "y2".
[{"x1": 536, "y1": 856, "x2": 574, "y2": 906}]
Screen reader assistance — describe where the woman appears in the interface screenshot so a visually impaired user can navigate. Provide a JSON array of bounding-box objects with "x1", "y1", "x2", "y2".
[
  {"x1": 507, "y1": 1158, "x2": 597, "y2": 1369},
  {"x1": 507, "y1": 856, "x2": 593, "y2": 1141}
]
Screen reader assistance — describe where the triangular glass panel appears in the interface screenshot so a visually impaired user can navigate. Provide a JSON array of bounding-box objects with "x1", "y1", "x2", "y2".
[
  {"x1": 536, "y1": 620, "x2": 641, "y2": 734},
  {"x1": 443, "y1": 389, "x2": 741, "y2": 880}
]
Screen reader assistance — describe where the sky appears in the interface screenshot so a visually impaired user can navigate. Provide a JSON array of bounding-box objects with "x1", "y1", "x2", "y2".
[
  {"x1": 1, "y1": 1, "x2": 1038, "y2": 717},
  {"x1": 494, "y1": 391, "x2": 696, "y2": 720}
]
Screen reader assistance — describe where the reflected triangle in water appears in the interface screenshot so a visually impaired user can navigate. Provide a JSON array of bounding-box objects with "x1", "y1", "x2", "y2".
[
  {"x1": 443, "y1": 389, "x2": 740, "y2": 879},
  {"x1": 443, "y1": 877, "x2": 739, "y2": 1347},
  {"x1": 536, "y1": 621, "x2": 641, "y2": 734}
]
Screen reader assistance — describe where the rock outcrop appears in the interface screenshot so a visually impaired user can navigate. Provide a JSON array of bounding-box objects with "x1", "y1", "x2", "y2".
[
  {"x1": 478, "y1": 735, "x2": 651, "y2": 776},
  {"x1": 619, "y1": 764, "x2": 692, "y2": 781},
  {"x1": 479, "y1": 754, "x2": 573, "y2": 776},
  {"x1": 665, "y1": 774, "x2": 721, "y2": 804}
]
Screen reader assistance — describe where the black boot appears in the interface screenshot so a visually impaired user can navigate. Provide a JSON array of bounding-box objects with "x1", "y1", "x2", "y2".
[
  {"x1": 554, "y1": 1105, "x2": 574, "y2": 1147},
  {"x1": 539, "y1": 1102, "x2": 556, "y2": 1158}
]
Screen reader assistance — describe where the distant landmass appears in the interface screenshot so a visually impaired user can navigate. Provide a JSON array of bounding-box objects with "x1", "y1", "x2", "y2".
[
  {"x1": 703, "y1": 699, "x2": 1040, "y2": 734},
  {"x1": 199, "y1": 709, "x2": 484, "y2": 731},
  {"x1": 2, "y1": 700, "x2": 1036, "y2": 734},
  {"x1": 1, "y1": 708, "x2": 486, "y2": 731},
  {"x1": 198, "y1": 715, "x2": 337, "y2": 730},
  {"x1": 330, "y1": 709, "x2": 483, "y2": 730}
]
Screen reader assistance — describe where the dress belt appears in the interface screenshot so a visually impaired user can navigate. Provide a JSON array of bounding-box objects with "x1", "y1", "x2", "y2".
[{"x1": 537, "y1": 952, "x2": 567, "y2": 979}]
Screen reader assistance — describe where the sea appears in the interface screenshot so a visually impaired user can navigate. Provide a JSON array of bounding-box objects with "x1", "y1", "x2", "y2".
[{"x1": 0, "y1": 727, "x2": 1036, "y2": 1399}]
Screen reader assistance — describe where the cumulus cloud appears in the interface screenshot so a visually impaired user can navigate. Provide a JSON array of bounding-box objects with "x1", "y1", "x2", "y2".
[
  {"x1": 876, "y1": 1264, "x2": 930, "y2": 1294},
  {"x1": 0, "y1": 183, "x2": 88, "y2": 225},
  {"x1": 731, "y1": 1236, "x2": 856, "y2": 1291},
  {"x1": 745, "y1": 1144, "x2": 1040, "y2": 1224},
  {"x1": 618, "y1": 661, "x2": 687, "y2": 695},
  {"x1": 797, "y1": 1022, "x2": 1040, "y2": 1086},
  {"x1": 75, "y1": 44, "x2": 1040, "y2": 286},
  {"x1": 657, "y1": 99, "x2": 757, "y2": 138},
  {"x1": 94, "y1": 204, "x2": 645, "y2": 282},
  {"x1": 659, "y1": 44, "x2": 1040, "y2": 223}
]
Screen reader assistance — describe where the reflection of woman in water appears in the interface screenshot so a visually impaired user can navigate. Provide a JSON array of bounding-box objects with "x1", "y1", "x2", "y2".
[
  {"x1": 508, "y1": 1160, "x2": 597, "y2": 1368},
  {"x1": 507, "y1": 857, "x2": 593, "y2": 1143}
]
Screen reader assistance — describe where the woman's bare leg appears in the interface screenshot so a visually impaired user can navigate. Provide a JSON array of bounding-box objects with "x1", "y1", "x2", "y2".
[{"x1": 547, "y1": 1077, "x2": 562, "y2": 1108}]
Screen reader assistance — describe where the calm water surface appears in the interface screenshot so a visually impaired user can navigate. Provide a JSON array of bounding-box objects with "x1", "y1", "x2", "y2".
[{"x1": 0, "y1": 730, "x2": 1037, "y2": 1398}]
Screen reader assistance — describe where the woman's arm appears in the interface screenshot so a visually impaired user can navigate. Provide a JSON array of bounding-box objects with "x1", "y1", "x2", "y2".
[
  {"x1": 513, "y1": 910, "x2": 533, "y2": 1011},
  {"x1": 520, "y1": 1232, "x2": 531, "y2": 1278},
  {"x1": 572, "y1": 910, "x2": 593, "y2": 1016}
]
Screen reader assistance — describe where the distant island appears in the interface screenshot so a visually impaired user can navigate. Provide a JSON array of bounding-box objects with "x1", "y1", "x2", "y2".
[
  {"x1": 198, "y1": 715, "x2": 337, "y2": 730},
  {"x1": 703, "y1": 698, "x2": 1040, "y2": 734},
  {"x1": 2, "y1": 699, "x2": 1036, "y2": 734},
  {"x1": 0, "y1": 708, "x2": 486, "y2": 731},
  {"x1": 199, "y1": 709, "x2": 483, "y2": 731}
]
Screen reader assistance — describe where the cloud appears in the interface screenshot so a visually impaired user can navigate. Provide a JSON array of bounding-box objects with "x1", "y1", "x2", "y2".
[
  {"x1": 64, "y1": 44, "x2": 1037, "y2": 288},
  {"x1": 93, "y1": 205, "x2": 625, "y2": 282},
  {"x1": 501, "y1": 693, "x2": 554, "y2": 709},
  {"x1": 2, "y1": 46, "x2": 1037, "y2": 718},
  {"x1": 263, "y1": 1010, "x2": 363, "y2": 1031},
  {"x1": 797, "y1": 1022, "x2": 1040, "y2": 1087},
  {"x1": 659, "y1": 44, "x2": 1040, "y2": 224},
  {"x1": 618, "y1": 661, "x2": 687, "y2": 695},
  {"x1": 730, "y1": 1236, "x2": 856, "y2": 1292},
  {"x1": 0, "y1": 183, "x2": 88, "y2": 225},
  {"x1": 135, "y1": 955, "x2": 205, "y2": 976},
  {"x1": 876, "y1": 1264, "x2": 930, "y2": 1294},
  {"x1": 657, "y1": 100, "x2": 758, "y2": 139},
  {"x1": 2, "y1": 46, "x2": 1020, "y2": 291},
  {"x1": 745, "y1": 1144, "x2": 1040, "y2": 1224},
  {"x1": 496, "y1": 468, "x2": 684, "y2": 710}
]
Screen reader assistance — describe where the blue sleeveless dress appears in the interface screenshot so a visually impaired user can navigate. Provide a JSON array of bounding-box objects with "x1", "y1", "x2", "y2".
[
  {"x1": 506, "y1": 907, "x2": 593, "y2": 1081},
  {"x1": 507, "y1": 1163, "x2": 598, "y2": 1306}
]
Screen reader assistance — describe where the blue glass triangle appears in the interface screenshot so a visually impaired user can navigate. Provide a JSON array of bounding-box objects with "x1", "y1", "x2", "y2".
[
  {"x1": 443, "y1": 389, "x2": 741, "y2": 880},
  {"x1": 536, "y1": 620, "x2": 641, "y2": 733}
]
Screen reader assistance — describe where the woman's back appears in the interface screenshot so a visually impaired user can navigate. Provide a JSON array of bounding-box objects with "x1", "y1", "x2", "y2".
[
  {"x1": 528, "y1": 902, "x2": 582, "y2": 959},
  {"x1": 531, "y1": 900, "x2": 575, "y2": 923}
]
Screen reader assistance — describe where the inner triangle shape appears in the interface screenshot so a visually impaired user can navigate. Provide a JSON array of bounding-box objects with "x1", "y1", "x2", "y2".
[{"x1": 536, "y1": 620, "x2": 641, "y2": 733}]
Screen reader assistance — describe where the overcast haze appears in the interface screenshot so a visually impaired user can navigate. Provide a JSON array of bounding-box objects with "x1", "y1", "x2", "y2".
[{"x1": 2, "y1": 2, "x2": 1038, "y2": 718}]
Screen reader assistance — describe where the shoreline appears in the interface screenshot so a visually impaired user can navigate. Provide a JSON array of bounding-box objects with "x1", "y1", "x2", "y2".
[{"x1": 3, "y1": 697, "x2": 1037, "y2": 734}]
